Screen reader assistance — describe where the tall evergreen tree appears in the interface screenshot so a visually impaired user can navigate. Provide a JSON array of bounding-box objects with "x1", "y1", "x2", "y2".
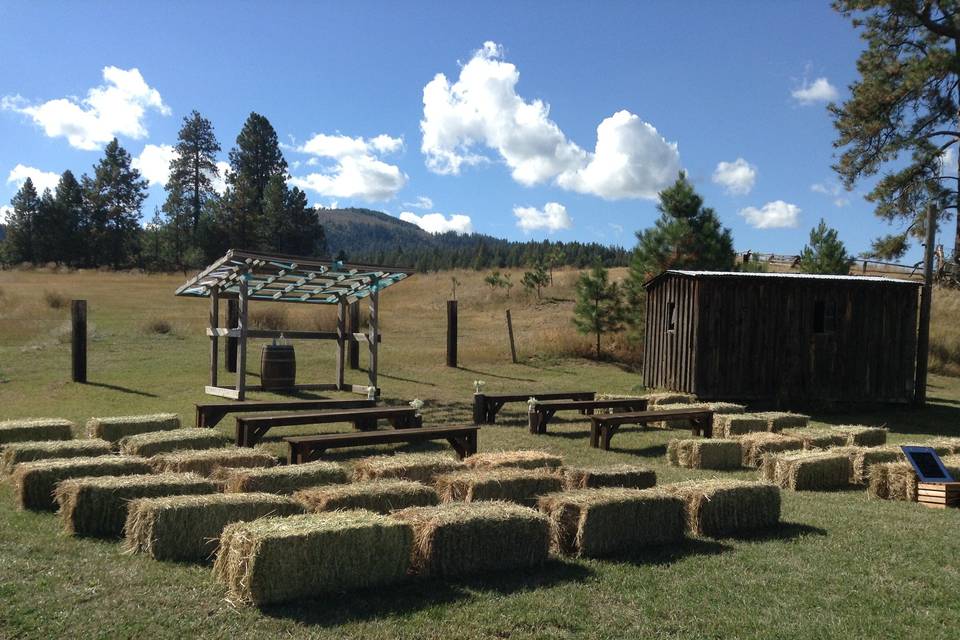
[
  {"x1": 573, "y1": 262, "x2": 625, "y2": 359},
  {"x1": 167, "y1": 110, "x2": 222, "y2": 232},
  {"x1": 831, "y1": 0, "x2": 960, "y2": 261},
  {"x1": 798, "y1": 219, "x2": 854, "y2": 275},
  {"x1": 84, "y1": 139, "x2": 148, "y2": 268},
  {"x1": 5, "y1": 178, "x2": 40, "y2": 263},
  {"x1": 52, "y1": 170, "x2": 87, "y2": 266}
]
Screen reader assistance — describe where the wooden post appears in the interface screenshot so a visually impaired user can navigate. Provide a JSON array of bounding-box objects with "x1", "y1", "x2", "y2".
[
  {"x1": 237, "y1": 277, "x2": 249, "y2": 401},
  {"x1": 336, "y1": 299, "x2": 346, "y2": 390},
  {"x1": 368, "y1": 287, "x2": 380, "y2": 393},
  {"x1": 915, "y1": 202, "x2": 937, "y2": 405},
  {"x1": 348, "y1": 301, "x2": 360, "y2": 370},
  {"x1": 506, "y1": 309, "x2": 517, "y2": 364},
  {"x1": 446, "y1": 300, "x2": 458, "y2": 368},
  {"x1": 209, "y1": 288, "x2": 219, "y2": 387},
  {"x1": 226, "y1": 299, "x2": 238, "y2": 373},
  {"x1": 71, "y1": 300, "x2": 87, "y2": 383}
]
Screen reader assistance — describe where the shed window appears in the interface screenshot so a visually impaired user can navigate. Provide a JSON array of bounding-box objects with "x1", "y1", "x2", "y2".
[
  {"x1": 667, "y1": 302, "x2": 677, "y2": 332},
  {"x1": 813, "y1": 299, "x2": 836, "y2": 334}
]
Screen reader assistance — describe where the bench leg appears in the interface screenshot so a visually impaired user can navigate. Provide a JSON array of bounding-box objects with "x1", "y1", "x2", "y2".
[
  {"x1": 473, "y1": 395, "x2": 486, "y2": 425},
  {"x1": 602, "y1": 424, "x2": 621, "y2": 451},
  {"x1": 196, "y1": 407, "x2": 204, "y2": 429},
  {"x1": 528, "y1": 412, "x2": 539, "y2": 434},
  {"x1": 235, "y1": 422, "x2": 246, "y2": 447},
  {"x1": 355, "y1": 418, "x2": 378, "y2": 431},
  {"x1": 590, "y1": 422, "x2": 600, "y2": 448}
]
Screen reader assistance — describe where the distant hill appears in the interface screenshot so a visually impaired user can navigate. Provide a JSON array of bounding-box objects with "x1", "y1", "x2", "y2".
[{"x1": 316, "y1": 207, "x2": 628, "y2": 271}]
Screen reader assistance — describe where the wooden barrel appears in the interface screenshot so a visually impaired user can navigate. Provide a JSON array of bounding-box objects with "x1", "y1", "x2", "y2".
[{"x1": 260, "y1": 344, "x2": 296, "y2": 390}]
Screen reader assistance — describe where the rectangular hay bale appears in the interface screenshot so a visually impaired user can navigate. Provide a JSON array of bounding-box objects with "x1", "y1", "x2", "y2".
[
  {"x1": 118, "y1": 428, "x2": 231, "y2": 457},
  {"x1": 642, "y1": 392, "x2": 696, "y2": 406},
  {"x1": 391, "y1": 501, "x2": 550, "y2": 577},
  {"x1": 435, "y1": 468, "x2": 564, "y2": 506},
  {"x1": 869, "y1": 457, "x2": 960, "y2": 501},
  {"x1": 564, "y1": 464, "x2": 656, "y2": 490},
  {"x1": 832, "y1": 425, "x2": 887, "y2": 447},
  {"x1": 716, "y1": 414, "x2": 768, "y2": 437},
  {"x1": 1, "y1": 439, "x2": 113, "y2": 474},
  {"x1": 352, "y1": 452, "x2": 465, "y2": 484},
  {"x1": 753, "y1": 412, "x2": 810, "y2": 431},
  {"x1": 86, "y1": 413, "x2": 180, "y2": 443},
  {"x1": 463, "y1": 450, "x2": 563, "y2": 471},
  {"x1": 537, "y1": 488, "x2": 684, "y2": 557},
  {"x1": 55, "y1": 472, "x2": 218, "y2": 537},
  {"x1": 0, "y1": 418, "x2": 74, "y2": 445},
  {"x1": 782, "y1": 427, "x2": 848, "y2": 450},
  {"x1": 295, "y1": 480, "x2": 439, "y2": 514},
  {"x1": 214, "y1": 511, "x2": 413, "y2": 606},
  {"x1": 667, "y1": 439, "x2": 742, "y2": 470},
  {"x1": 661, "y1": 480, "x2": 781, "y2": 537},
  {"x1": 149, "y1": 447, "x2": 277, "y2": 477},
  {"x1": 220, "y1": 460, "x2": 348, "y2": 494},
  {"x1": 832, "y1": 446, "x2": 902, "y2": 485},
  {"x1": 124, "y1": 492, "x2": 304, "y2": 562},
  {"x1": 11, "y1": 455, "x2": 152, "y2": 511},
  {"x1": 737, "y1": 432, "x2": 804, "y2": 468},
  {"x1": 764, "y1": 451, "x2": 850, "y2": 491}
]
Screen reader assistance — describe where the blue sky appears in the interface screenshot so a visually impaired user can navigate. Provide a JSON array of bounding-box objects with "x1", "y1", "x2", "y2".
[{"x1": 0, "y1": 1, "x2": 913, "y2": 259}]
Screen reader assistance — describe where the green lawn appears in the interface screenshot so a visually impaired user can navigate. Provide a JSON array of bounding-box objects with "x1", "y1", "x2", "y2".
[{"x1": 2, "y1": 269, "x2": 960, "y2": 639}]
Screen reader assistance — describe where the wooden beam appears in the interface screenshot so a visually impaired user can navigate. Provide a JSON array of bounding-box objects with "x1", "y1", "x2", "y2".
[
  {"x1": 206, "y1": 328, "x2": 341, "y2": 340},
  {"x1": 446, "y1": 300, "x2": 457, "y2": 367},
  {"x1": 205, "y1": 385, "x2": 241, "y2": 400},
  {"x1": 209, "y1": 288, "x2": 219, "y2": 386},
  {"x1": 915, "y1": 202, "x2": 937, "y2": 405},
  {"x1": 336, "y1": 299, "x2": 346, "y2": 390},
  {"x1": 226, "y1": 299, "x2": 238, "y2": 373},
  {"x1": 348, "y1": 301, "x2": 360, "y2": 370},
  {"x1": 237, "y1": 276, "x2": 249, "y2": 401},
  {"x1": 368, "y1": 286, "x2": 379, "y2": 390},
  {"x1": 71, "y1": 300, "x2": 87, "y2": 383}
]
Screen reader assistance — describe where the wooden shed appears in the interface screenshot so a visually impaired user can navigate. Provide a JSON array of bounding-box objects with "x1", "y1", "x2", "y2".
[{"x1": 642, "y1": 270, "x2": 922, "y2": 404}]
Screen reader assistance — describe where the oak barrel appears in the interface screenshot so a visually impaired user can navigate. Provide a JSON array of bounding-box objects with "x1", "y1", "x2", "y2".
[{"x1": 261, "y1": 344, "x2": 296, "y2": 390}]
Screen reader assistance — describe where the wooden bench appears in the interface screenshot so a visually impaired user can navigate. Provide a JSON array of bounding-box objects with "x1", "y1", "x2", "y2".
[
  {"x1": 284, "y1": 425, "x2": 480, "y2": 463},
  {"x1": 195, "y1": 398, "x2": 376, "y2": 428},
  {"x1": 528, "y1": 398, "x2": 649, "y2": 434},
  {"x1": 473, "y1": 391, "x2": 595, "y2": 424},
  {"x1": 235, "y1": 407, "x2": 422, "y2": 447},
  {"x1": 589, "y1": 408, "x2": 714, "y2": 451}
]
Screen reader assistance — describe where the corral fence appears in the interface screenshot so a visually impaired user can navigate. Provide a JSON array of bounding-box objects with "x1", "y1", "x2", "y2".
[{"x1": 735, "y1": 251, "x2": 960, "y2": 284}]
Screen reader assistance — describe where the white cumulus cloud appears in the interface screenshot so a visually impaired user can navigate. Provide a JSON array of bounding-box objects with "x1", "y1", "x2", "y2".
[
  {"x1": 712, "y1": 158, "x2": 757, "y2": 195},
  {"x1": 421, "y1": 42, "x2": 680, "y2": 200},
  {"x1": 513, "y1": 202, "x2": 572, "y2": 233},
  {"x1": 7, "y1": 164, "x2": 60, "y2": 193},
  {"x1": 399, "y1": 211, "x2": 473, "y2": 234},
  {"x1": 2, "y1": 66, "x2": 170, "y2": 150},
  {"x1": 289, "y1": 132, "x2": 407, "y2": 202},
  {"x1": 403, "y1": 195, "x2": 433, "y2": 210},
  {"x1": 810, "y1": 181, "x2": 849, "y2": 207},
  {"x1": 132, "y1": 143, "x2": 175, "y2": 187},
  {"x1": 791, "y1": 77, "x2": 838, "y2": 105},
  {"x1": 739, "y1": 201, "x2": 801, "y2": 229},
  {"x1": 211, "y1": 161, "x2": 231, "y2": 195},
  {"x1": 1, "y1": 204, "x2": 13, "y2": 223}
]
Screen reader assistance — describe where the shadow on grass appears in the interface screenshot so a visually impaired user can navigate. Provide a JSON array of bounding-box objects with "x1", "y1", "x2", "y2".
[
  {"x1": 714, "y1": 521, "x2": 828, "y2": 543},
  {"x1": 81, "y1": 381, "x2": 158, "y2": 398},
  {"x1": 607, "y1": 538, "x2": 731, "y2": 567},
  {"x1": 446, "y1": 558, "x2": 593, "y2": 595},
  {"x1": 364, "y1": 368, "x2": 438, "y2": 387},
  {"x1": 457, "y1": 366, "x2": 536, "y2": 383}
]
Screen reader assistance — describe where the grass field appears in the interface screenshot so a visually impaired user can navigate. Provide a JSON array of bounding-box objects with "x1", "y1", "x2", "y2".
[{"x1": 2, "y1": 268, "x2": 960, "y2": 639}]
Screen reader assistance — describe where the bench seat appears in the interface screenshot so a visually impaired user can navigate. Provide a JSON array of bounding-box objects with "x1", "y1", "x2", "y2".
[
  {"x1": 590, "y1": 408, "x2": 714, "y2": 451},
  {"x1": 473, "y1": 391, "x2": 594, "y2": 424},
  {"x1": 284, "y1": 425, "x2": 480, "y2": 463},
  {"x1": 195, "y1": 398, "x2": 376, "y2": 428},
  {"x1": 235, "y1": 407, "x2": 421, "y2": 447},
  {"x1": 528, "y1": 398, "x2": 649, "y2": 434}
]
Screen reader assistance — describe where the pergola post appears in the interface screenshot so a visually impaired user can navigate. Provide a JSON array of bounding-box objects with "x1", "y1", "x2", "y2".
[
  {"x1": 368, "y1": 286, "x2": 380, "y2": 393},
  {"x1": 335, "y1": 298, "x2": 346, "y2": 390},
  {"x1": 209, "y1": 288, "x2": 219, "y2": 387},
  {"x1": 348, "y1": 301, "x2": 360, "y2": 370},
  {"x1": 236, "y1": 276, "x2": 249, "y2": 401}
]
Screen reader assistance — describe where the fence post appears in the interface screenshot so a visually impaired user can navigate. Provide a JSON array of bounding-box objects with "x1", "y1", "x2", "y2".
[
  {"x1": 226, "y1": 299, "x2": 238, "y2": 373},
  {"x1": 71, "y1": 300, "x2": 87, "y2": 383},
  {"x1": 914, "y1": 203, "x2": 937, "y2": 405},
  {"x1": 348, "y1": 301, "x2": 360, "y2": 370},
  {"x1": 446, "y1": 300, "x2": 458, "y2": 368}
]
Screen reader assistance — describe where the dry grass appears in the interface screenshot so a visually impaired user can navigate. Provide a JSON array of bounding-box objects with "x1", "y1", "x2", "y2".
[
  {"x1": 352, "y1": 452, "x2": 464, "y2": 484},
  {"x1": 391, "y1": 501, "x2": 551, "y2": 577},
  {"x1": 1, "y1": 439, "x2": 113, "y2": 473},
  {"x1": 0, "y1": 418, "x2": 74, "y2": 445},
  {"x1": 761, "y1": 451, "x2": 850, "y2": 491},
  {"x1": 118, "y1": 428, "x2": 230, "y2": 457},
  {"x1": 434, "y1": 467, "x2": 564, "y2": 505},
  {"x1": 537, "y1": 488, "x2": 685, "y2": 557},
  {"x1": 930, "y1": 286, "x2": 960, "y2": 376},
  {"x1": 737, "y1": 432, "x2": 804, "y2": 468},
  {"x1": 86, "y1": 413, "x2": 180, "y2": 443},
  {"x1": 124, "y1": 493, "x2": 304, "y2": 562},
  {"x1": 294, "y1": 480, "x2": 439, "y2": 514},
  {"x1": 666, "y1": 438, "x2": 742, "y2": 470},
  {"x1": 54, "y1": 472, "x2": 217, "y2": 537},
  {"x1": 463, "y1": 450, "x2": 563, "y2": 471},
  {"x1": 10, "y1": 455, "x2": 152, "y2": 511},
  {"x1": 660, "y1": 480, "x2": 781, "y2": 537},
  {"x1": 563, "y1": 464, "x2": 657, "y2": 490},
  {"x1": 214, "y1": 511, "x2": 413, "y2": 606},
  {"x1": 219, "y1": 460, "x2": 347, "y2": 494},
  {"x1": 148, "y1": 447, "x2": 278, "y2": 477}
]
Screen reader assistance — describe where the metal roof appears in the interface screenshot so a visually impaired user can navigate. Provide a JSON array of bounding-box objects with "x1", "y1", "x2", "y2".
[
  {"x1": 175, "y1": 249, "x2": 414, "y2": 305},
  {"x1": 644, "y1": 269, "x2": 922, "y2": 289}
]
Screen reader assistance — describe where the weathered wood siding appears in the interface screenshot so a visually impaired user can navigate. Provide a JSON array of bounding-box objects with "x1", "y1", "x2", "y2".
[{"x1": 643, "y1": 273, "x2": 919, "y2": 404}]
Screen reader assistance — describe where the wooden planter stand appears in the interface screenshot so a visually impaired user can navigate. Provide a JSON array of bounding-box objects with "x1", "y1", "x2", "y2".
[{"x1": 917, "y1": 482, "x2": 960, "y2": 509}]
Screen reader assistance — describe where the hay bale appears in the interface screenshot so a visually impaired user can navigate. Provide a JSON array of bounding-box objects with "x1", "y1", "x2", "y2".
[
  {"x1": 391, "y1": 501, "x2": 550, "y2": 577},
  {"x1": 667, "y1": 438, "x2": 742, "y2": 470},
  {"x1": 763, "y1": 451, "x2": 850, "y2": 491},
  {"x1": 1, "y1": 439, "x2": 113, "y2": 473},
  {"x1": 832, "y1": 425, "x2": 887, "y2": 447},
  {"x1": 220, "y1": 460, "x2": 347, "y2": 494},
  {"x1": 295, "y1": 480, "x2": 439, "y2": 514},
  {"x1": 660, "y1": 480, "x2": 781, "y2": 537},
  {"x1": 149, "y1": 447, "x2": 277, "y2": 477},
  {"x1": 214, "y1": 511, "x2": 413, "y2": 606},
  {"x1": 86, "y1": 413, "x2": 180, "y2": 443},
  {"x1": 54, "y1": 472, "x2": 217, "y2": 537},
  {"x1": 642, "y1": 392, "x2": 696, "y2": 406},
  {"x1": 737, "y1": 432, "x2": 804, "y2": 468},
  {"x1": 716, "y1": 414, "x2": 768, "y2": 437},
  {"x1": 434, "y1": 468, "x2": 564, "y2": 506},
  {"x1": 537, "y1": 488, "x2": 684, "y2": 557},
  {"x1": 705, "y1": 402, "x2": 747, "y2": 415},
  {"x1": 124, "y1": 492, "x2": 304, "y2": 562},
  {"x1": 929, "y1": 437, "x2": 960, "y2": 454},
  {"x1": 352, "y1": 452, "x2": 464, "y2": 484},
  {"x1": 832, "y1": 446, "x2": 902, "y2": 485},
  {"x1": 753, "y1": 412, "x2": 809, "y2": 431},
  {"x1": 0, "y1": 418, "x2": 74, "y2": 446},
  {"x1": 563, "y1": 465, "x2": 656, "y2": 490},
  {"x1": 11, "y1": 455, "x2": 152, "y2": 511},
  {"x1": 782, "y1": 427, "x2": 848, "y2": 450},
  {"x1": 463, "y1": 450, "x2": 563, "y2": 471},
  {"x1": 118, "y1": 428, "x2": 230, "y2": 457},
  {"x1": 869, "y1": 457, "x2": 960, "y2": 501}
]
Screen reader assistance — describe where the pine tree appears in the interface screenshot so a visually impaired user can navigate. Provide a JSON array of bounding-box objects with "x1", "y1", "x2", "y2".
[
  {"x1": 84, "y1": 139, "x2": 149, "y2": 268},
  {"x1": 521, "y1": 260, "x2": 550, "y2": 300},
  {"x1": 831, "y1": 1, "x2": 960, "y2": 261},
  {"x1": 5, "y1": 178, "x2": 40, "y2": 263},
  {"x1": 573, "y1": 262, "x2": 625, "y2": 359},
  {"x1": 52, "y1": 171, "x2": 86, "y2": 266},
  {"x1": 798, "y1": 219, "x2": 853, "y2": 275}
]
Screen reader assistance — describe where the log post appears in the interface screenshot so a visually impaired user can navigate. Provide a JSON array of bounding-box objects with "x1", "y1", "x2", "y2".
[
  {"x1": 237, "y1": 276, "x2": 249, "y2": 401},
  {"x1": 336, "y1": 299, "x2": 346, "y2": 390},
  {"x1": 226, "y1": 299, "x2": 238, "y2": 373},
  {"x1": 209, "y1": 288, "x2": 219, "y2": 387},
  {"x1": 446, "y1": 300, "x2": 458, "y2": 368},
  {"x1": 915, "y1": 202, "x2": 937, "y2": 405},
  {"x1": 71, "y1": 300, "x2": 87, "y2": 383},
  {"x1": 505, "y1": 309, "x2": 517, "y2": 364},
  {"x1": 348, "y1": 301, "x2": 360, "y2": 370},
  {"x1": 368, "y1": 286, "x2": 380, "y2": 393}
]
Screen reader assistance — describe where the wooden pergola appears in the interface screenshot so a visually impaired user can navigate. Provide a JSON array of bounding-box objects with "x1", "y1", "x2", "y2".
[{"x1": 175, "y1": 249, "x2": 413, "y2": 400}]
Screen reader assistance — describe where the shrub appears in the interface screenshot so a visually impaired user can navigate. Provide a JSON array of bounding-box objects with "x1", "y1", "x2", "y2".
[{"x1": 43, "y1": 290, "x2": 68, "y2": 309}]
